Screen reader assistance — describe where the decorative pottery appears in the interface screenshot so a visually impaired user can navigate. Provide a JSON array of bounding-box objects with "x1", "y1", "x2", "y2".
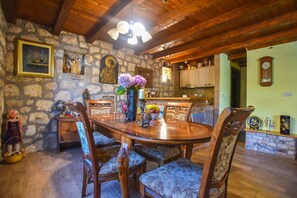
[
  {"x1": 126, "y1": 89, "x2": 138, "y2": 121},
  {"x1": 280, "y1": 115, "x2": 290, "y2": 135},
  {"x1": 247, "y1": 116, "x2": 262, "y2": 130},
  {"x1": 4, "y1": 153, "x2": 25, "y2": 164}
]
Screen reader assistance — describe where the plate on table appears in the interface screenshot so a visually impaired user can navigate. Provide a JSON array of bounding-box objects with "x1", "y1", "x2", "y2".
[{"x1": 247, "y1": 116, "x2": 262, "y2": 130}]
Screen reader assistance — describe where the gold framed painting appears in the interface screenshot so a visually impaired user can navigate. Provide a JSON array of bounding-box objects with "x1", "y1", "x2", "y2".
[{"x1": 16, "y1": 39, "x2": 54, "y2": 78}]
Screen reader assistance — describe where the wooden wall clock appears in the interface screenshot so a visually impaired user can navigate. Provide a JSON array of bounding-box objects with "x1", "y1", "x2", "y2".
[{"x1": 259, "y1": 56, "x2": 273, "y2": 86}]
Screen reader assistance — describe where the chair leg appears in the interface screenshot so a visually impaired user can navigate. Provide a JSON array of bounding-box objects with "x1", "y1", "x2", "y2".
[
  {"x1": 224, "y1": 180, "x2": 228, "y2": 198},
  {"x1": 134, "y1": 162, "x2": 147, "y2": 180},
  {"x1": 82, "y1": 165, "x2": 88, "y2": 197},
  {"x1": 93, "y1": 175, "x2": 101, "y2": 198},
  {"x1": 141, "y1": 162, "x2": 147, "y2": 174},
  {"x1": 140, "y1": 183, "x2": 145, "y2": 198}
]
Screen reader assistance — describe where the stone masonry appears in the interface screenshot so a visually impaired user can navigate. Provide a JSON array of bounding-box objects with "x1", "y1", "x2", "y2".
[
  {"x1": 0, "y1": 2, "x2": 7, "y2": 161},
  {"x1": 245, "y1": 131, "x2": 297, "y2": 159},
  {"x1": 1, "y1": 18, "x2": 173, "y2": 154}
]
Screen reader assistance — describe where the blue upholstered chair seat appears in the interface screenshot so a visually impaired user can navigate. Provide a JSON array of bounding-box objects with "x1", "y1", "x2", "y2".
[
  {"x1": 135, "y1": 144, "x2": 183, "y2": 162},
  {"x1": 85, "y1": 145, "x2": 146, "y2": 177},
  {"x1": 139, "y1": 158, "x2": 223, "y2": 198},
  {"x1": 93, "y1": 131, "x2": 117, "y2": 148}
]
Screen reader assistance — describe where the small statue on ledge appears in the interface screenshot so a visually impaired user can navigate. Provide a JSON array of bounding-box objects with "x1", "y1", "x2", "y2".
[{"x1": 4, "y1": 110, "x2": 22, "y2": 156}]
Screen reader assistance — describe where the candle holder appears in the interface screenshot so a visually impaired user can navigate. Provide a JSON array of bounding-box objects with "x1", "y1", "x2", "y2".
[
  {"x1": 138, "y1": 99, "x2": 151, "y2": 128},
  {"x1": 138, "y1": 99, "x2": 146, "y2": 115}
]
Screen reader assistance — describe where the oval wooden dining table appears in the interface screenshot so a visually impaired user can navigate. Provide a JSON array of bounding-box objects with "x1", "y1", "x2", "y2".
[{"x1": 89, "y1": 113, "x2": 213, "y2": 198}]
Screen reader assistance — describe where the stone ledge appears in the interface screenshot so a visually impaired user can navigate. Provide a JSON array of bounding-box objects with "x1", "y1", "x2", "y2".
[
  {"x1": 245, "y1": 129, "x2": 297, "y2": 159},
  {"x1": 245, "y1": 128, "x2": 297, "y2": 138}
]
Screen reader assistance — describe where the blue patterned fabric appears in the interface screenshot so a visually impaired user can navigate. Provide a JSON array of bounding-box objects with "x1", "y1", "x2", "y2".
[
  {"x1": 140, "y1": 158, "x2": 202, "y2": 197},
  {"x1": 76, "y1": 122, "x2": 90, "y2": 155},
  {"x1": 139, "y1": 158, "x2": 223, "y2": 198},
  {"x1": 93, "y1": 131, "x2": 117, "y2": 148},
  {"x1": 85, "y1": 145, "x2": 146, "y2": 177},
  {"x1": 135, "y1": 144, "x2": 183, "y2": 161}
]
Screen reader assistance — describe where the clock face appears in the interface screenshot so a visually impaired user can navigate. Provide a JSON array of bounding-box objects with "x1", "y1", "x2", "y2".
[{"x1": 261, "y1": 61, "x2": 271, "y2": 69}]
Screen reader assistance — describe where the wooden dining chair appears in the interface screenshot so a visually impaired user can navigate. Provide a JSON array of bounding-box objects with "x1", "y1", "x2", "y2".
[
  {"x1": 135, "y1": 102, "x2": 193, "y2": 166},
  {"x1": 139, "y1": 106, "x2": 254, "y2": 198},
  {"x1": 85, "y1": 100, "x2": 114, "y2": 116},
  {"x1": 68, "y1": 102, "x2": 146, "y2": 198},
  {"x1": 84, "y1": 99, "x2": 118, "y2": 148}
]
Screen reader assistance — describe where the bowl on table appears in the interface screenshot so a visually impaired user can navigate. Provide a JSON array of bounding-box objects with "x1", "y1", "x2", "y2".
[{"x1": 150, "y1": 112, "x2": 160, "y2": 120}]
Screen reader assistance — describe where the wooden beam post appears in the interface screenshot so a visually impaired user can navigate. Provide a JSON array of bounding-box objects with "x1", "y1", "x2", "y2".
[
  {"x1": 168, "y1": 27, "x2": 297, "y2": 63},
  {"x1": 153, "y1": 10, "x2": 297, "y2": 59},
  {"x1": 53, "y1": 0, "x2": 77, "y2": 35},
  {"x1": 1, "y1": 0, "x2": 17, "y2": 24},
  {"x1": 228, "y1": 52, "x2": 247, "y2": 61},
  {"x1": 137, "y1": 0, "x2": 280, "y2": 54}
]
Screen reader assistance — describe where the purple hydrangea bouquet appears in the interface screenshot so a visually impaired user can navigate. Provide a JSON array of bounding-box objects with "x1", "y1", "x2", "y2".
[
  {"x1": 116, "y1": 73, "x2": 147, "y2": 95},
  {"x1": 116, "y1": 73, "x2": 147, "y2": 121}
]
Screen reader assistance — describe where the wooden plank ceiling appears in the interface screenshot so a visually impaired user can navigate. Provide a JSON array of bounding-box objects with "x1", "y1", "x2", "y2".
[{"x1": 2, "y1": 0, "x2": 297, "y2": 66}]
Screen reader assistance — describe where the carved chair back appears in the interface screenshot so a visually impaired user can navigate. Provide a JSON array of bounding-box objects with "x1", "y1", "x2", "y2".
[
  {"x1": 85, "y1": 100, "x2": 114, "y2": 116},
  {"x1": 163, "y1": 102, "x2": 193, "y2": 121},
  {"x1": 67, "y1": 103, "x2": 99, "y2": 170},
  {"x1": 198, "y1": 106, "x2": 254, "y2": 197},
  {"x1": 69, "y1": 102, "x2": 146, "y2": 197}
]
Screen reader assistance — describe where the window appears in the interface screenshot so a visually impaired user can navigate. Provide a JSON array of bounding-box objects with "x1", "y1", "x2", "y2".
[{"x1": 161, "y1": 67, "x2": 172, "y2": 83}]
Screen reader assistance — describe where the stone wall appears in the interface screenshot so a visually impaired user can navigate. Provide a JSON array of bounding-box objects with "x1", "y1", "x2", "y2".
[
  {"x1": 245, "y1": 131, "x2": 297, "y2": 159},
  {"x1": 1, "y1": 19, "x2": 173, "y2": 153},
  {"x1": 0, "y1": 2, "x2": 7, "y2": 160}
]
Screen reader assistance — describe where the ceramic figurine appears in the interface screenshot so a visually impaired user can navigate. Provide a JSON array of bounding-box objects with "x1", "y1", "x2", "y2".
[{"x1": 5, "y1": 110, "x2": 22, "y2": 156}]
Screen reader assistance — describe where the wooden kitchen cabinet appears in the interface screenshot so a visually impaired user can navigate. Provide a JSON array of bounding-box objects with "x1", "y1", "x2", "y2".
[
  {"x1": 57, "y1": 117, "x2": 80, "y2": 153},
  {"x1": 180, "y1": 65, "x2": 215, "y2": 88},
  {"x1": 199, "y1": 66, "x2": 215, "y2": 87},
  {"x1": 180, "y1": 69, "x2": 198, "y2": 87}
]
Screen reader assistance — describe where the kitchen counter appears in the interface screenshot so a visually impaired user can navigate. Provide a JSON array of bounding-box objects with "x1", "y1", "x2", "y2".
[
  {"x1": 145, "y1": 97, "x2": 214, "y2": 126},
  {"x1": 145, "y1": 97, "x2": 208, "y2": 102}
]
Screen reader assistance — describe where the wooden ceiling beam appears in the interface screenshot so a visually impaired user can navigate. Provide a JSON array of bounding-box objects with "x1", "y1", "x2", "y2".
[
  {"x1": 86, "y1": 0, "x2": 132, "y2": 43},
  {"x1": 150, "y1": 0, "x2": 218, "y2": 34},
  {"x1": 168, "y1": 26, "x2": 297, "y2": 63},
  {"x1": 137, "y1": 0, "x2": 280, "y2": 54},
  {"x1": 1, "y1": 0, "x2": 17, "y2": 23},
  {"x1": 53, "y1": 0, "x2": 77, "y2": 35},
  {"x1": 247, "y1": 37, "x2": 297, "y2": 51},
  {"x1": 153, "y1": 10, "x2": 297, "y2": 59},
  {"x1": 228, "y1": 52, "x2": 246, "y2": 61}
]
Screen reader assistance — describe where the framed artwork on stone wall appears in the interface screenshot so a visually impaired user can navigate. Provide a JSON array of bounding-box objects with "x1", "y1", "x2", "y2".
[
  {"x1": 63, "y1": 51, "x2": 85, "y2": 75},
  {"x1": 135, "y1": 66, "x2": 153, "y2": 88},
  {"x1": 99, "y1": 55, "x2": 119, "y2": 84},
  {"x1": 16, "y1": 39, "x2": 54, "y2": 78}
]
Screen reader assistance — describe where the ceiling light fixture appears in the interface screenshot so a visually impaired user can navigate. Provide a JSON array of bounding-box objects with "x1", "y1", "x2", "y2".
[
  {"x1": 108, "y1": 3, "x2": 152, "y2": 45},
  {"x1": 108, "y1": 20, "x2": 152, "y2": 45}
]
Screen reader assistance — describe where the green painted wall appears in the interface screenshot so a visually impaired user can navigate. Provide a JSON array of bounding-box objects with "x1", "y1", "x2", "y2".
[
  {"x1": 247, "y1": 41, "x2": 297, "y2": 134},
  {"x1": 219, "y1": 53, "x2": 231, "y2": 112}
]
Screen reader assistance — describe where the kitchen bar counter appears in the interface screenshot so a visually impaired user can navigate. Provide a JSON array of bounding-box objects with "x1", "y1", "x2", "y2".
[
  {"x1": 145, "y1": 97, "x2": 214, "y2": 126},
  {"x1": 146, "y1": 97, "x2": 194, "y2": 100},
  {"x1": 145, "y1": 97, "x2": 208, "y2": 103}
]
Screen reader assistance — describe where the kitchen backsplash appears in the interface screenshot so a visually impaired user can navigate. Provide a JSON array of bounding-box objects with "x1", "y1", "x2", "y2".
[{"x1": 179, "y1": 87, "x2": 214, "y2": 103}]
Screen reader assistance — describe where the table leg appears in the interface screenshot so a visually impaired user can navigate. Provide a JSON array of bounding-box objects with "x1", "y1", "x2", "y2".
[
  {"x1": 185, "y1": 143, "x2": 194, "y2": 160},
  {"x1": 117, "y1": 136, "x2": 133, "y2": 198}
]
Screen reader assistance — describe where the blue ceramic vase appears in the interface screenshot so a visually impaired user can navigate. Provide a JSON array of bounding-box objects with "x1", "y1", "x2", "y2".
[{"x1": 126, "y1": 89, "x2": 138, "y2": 121}]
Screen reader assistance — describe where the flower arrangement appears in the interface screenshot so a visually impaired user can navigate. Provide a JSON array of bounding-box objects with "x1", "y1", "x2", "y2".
[
  {"x1": 120, "y1": 101, "x2": 128, "y2": 115},
  {"x1": 116, "y1": 73, "x2": 147, "y2": 95}
]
